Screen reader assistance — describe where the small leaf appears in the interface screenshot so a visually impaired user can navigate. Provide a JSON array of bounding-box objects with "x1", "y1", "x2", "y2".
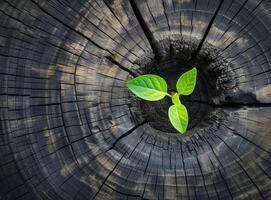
[
  {"x1": 171, "y1": 93, "x2": 181, "y2": 105},
  {"x1": 176, "y1": 67, "x2": 197, "y2": 96},
  {"x1": 127, "y1": 74, "x2": 168, "y2": 101},
  {"x1": 168, "y1": 104, "x2": 188, "y2": 134}
]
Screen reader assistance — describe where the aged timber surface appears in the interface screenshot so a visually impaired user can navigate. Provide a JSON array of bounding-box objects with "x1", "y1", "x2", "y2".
[{"x1": 0, "y1": 0, "x2": 271, "y2": 199}]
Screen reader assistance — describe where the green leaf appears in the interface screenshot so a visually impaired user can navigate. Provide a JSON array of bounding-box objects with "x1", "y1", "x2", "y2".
[
  {"x1": 176, "y1": 67, "x2": 197, "y2": 96},
  {"x1": 127, "y1": 74, "x2": 168, "y2": 101},
  {"x1": 168, "y1": 104, "x2": 188, "y2": 134},
  {"x1": 171, "y1": 93, "x2": 181, "y2": 105}
]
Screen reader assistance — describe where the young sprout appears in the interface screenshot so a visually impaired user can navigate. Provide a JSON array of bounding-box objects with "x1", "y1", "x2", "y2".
[{"x1": 127, "y1": 67, "x2": 197, "y2": 134}]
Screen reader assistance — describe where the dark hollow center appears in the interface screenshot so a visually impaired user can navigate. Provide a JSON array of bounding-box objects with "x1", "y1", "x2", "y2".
[{"x1": 139, "y1": 59, "x2": 210, "y2": 134}]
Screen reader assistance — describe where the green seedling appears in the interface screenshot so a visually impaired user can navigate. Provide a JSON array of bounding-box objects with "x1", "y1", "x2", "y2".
[{"x1": 127, "y1": 67, "x2": 197, "y2": 134}]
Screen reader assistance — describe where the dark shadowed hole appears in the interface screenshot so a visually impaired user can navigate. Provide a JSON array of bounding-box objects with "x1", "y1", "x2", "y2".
[{"x1": 138, "y1": 58, "x2": 211, "y2": 134}]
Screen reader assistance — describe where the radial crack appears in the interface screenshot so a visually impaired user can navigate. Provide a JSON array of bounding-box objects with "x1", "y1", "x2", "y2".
[
  {"x1": 91, "y1": 154, "x2": 124, "y2": 200},
  {"x1": 190, "y1": 0, "x2": 224, "y2": 60},
  {"x1": 214, "y1": 134, "x2": 266, "y2": 199},
  {"x1": 129, "y1": 0, "x2": 160, "y2": 60},
  {"x1": 107, "y1": 121, "x2": 147, "y2": 151},
  {"x1": 105, "y1": 56, "x2": 138, "y2": 77}
]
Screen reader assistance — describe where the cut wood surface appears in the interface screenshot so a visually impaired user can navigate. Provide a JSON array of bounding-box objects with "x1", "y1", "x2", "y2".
[{"x1": 0, "y1": 0, "x2": 271, "y2": 199}]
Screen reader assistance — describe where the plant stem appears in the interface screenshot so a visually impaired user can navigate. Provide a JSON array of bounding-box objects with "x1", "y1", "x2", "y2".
[{"x1": 171, "y1": 93, "x2": 181, "y2": 105}]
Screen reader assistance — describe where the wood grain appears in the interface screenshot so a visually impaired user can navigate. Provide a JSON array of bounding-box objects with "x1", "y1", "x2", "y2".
[{"x1": 0, "y1": 0, "x2": 271, "y2": 199}]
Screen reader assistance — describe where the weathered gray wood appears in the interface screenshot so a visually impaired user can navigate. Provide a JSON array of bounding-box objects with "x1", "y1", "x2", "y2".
[{"x1": 0, "y1": 0, "x2": 271, "y2": 199}]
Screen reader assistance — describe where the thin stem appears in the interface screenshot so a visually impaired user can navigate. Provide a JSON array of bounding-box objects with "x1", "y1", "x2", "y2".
[{"x1": 171, "y1": 92, "x2": 181, "y2": 105}]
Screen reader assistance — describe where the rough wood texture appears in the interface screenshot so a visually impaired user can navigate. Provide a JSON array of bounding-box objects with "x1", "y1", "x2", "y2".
[{"x1": 0, "y1": 0, "x2": 271, "y2": 199}]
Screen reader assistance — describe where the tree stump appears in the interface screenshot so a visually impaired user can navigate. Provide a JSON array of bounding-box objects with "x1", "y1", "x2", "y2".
[{"x1": 0, "y1": 0, "x2": 271, "y2": 199}]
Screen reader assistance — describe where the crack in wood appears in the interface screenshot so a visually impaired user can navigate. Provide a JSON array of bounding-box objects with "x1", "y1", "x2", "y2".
[
  {"x1": 190, "y1": 0, "x2": 225, "y2": 60},
  {"x1": 107, "y1": 121, "x2": 147, "y2": 152},
  {"x1": 214, "y1": 133, "x2": 266, "y2": 199},
  {"x1": 129, "y1": 0, "x2": 160, "y2": 61},
  {"x1": 105, "y1": 56, "x2": 138, "y2": 77},
  {"x1": 1, "y1": 0, "x2": 271, "y2": 199}
]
